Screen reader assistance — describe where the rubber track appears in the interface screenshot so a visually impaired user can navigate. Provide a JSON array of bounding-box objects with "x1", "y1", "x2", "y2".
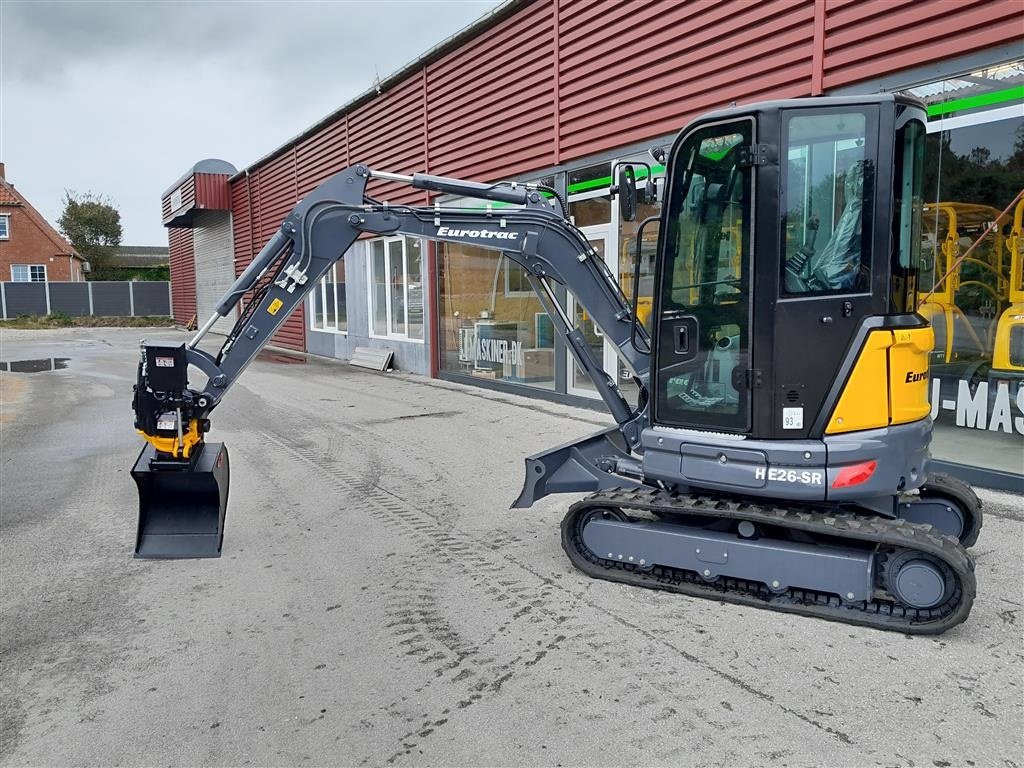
[
  {"x1": 561, "y1": 488, "x2": 976, "y2": 635},
  {"x1": 919, "y1": 472, "x2": 984, "y2": 548}
]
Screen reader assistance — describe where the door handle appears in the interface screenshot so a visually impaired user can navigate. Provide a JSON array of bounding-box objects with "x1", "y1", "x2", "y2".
[{"x1": 674, "y1": 324, "x2": 689, "y2": 354}]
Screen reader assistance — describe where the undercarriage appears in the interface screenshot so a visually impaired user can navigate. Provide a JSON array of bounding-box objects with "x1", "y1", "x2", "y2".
[{"x1": 562, "y1": 487, "x2": 977, "y2": 634}]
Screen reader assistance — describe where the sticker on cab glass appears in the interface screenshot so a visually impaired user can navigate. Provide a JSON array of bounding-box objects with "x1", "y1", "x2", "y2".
[{"x1": 267, "y1": 298, "x2": 284, "y2": 316}]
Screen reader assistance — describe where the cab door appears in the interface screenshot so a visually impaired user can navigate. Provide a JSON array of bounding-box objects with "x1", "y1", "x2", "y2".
[
  {"x1": 773, "y1": 106, "x2": 880, "y2": 438},
  {"x1": 652, "y1": 118, "x2": 755, "y2": 433}
]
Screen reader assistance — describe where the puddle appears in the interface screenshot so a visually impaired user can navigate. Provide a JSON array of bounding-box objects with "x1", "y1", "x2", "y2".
[
  {"x1": 0, "y1": 358, "x2": 70, "y2": 373},
  {"x1": 256, "y1": 350, "x2": 306, "y2": 365}
]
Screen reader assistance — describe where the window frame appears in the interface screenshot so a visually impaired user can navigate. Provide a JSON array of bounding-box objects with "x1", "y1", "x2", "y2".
[
  {"x1": 308, "y1": 262, "x2": 347, "y2": 335},
  {"x1": 503, "y1": 257, "x2": 533, "y2": 298},
  {"x1": 366, "y1": 235, "x2": 425, "y2": 343},
  {"x1": 0, "y1": 214, "x2": 9, "y2": 240},
  {"x1": 10, "y1": 264, "x2": 46, "y2": 282},
  {"x1": 778, "y1": 106, "x2": 878, "y2": 299}
]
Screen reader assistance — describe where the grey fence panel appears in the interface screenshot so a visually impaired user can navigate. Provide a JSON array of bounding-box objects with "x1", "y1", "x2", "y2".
[
  {"x1": 90, "y1": 282, "x2": 132, "y2": 316},
  {"x1": 3, "y1": 283, "x2": 48, "y2": 317},
  {"x1": 131, "y1": 282, "x2": 171, "y2": 316},
  {"x1": 48, "y1": 282, "x2": 91, "y2": 316}
]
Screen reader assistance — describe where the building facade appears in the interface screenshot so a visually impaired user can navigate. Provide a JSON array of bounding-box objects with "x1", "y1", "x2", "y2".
[
  {"x1": 0, "y1": 163, "x2": 86, "y2": 282},
  {"x1": 166, "y1": 0, "x2": 1024, "y2": 486}
]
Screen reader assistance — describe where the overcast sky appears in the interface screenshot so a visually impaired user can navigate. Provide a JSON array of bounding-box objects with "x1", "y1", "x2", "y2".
[{"x1": 0, "y1": 0, "x2": 501, "y2": 244}]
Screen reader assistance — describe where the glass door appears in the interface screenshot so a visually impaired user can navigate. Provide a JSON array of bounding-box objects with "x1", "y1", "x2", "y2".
[
  {"x1": 567, "y1": 228, "x2": 617, "y2": 397},
  {"x1": 653, "y1": 119, "x2": 754, "y2": 432}
]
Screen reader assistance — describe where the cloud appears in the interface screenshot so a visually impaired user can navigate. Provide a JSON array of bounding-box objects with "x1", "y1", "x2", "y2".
[{"x1": 1, "y1": 0, "x2": 501, "y2": 243}]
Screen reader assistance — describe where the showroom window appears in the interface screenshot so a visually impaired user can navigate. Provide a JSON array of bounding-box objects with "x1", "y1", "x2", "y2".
[
  {"x1": 899, "y1": 59, "x2": 1024, "y2": 477},
  {"x1": 369, "y1": 236, "x2": 424, "y2": 341},
  {"x1": 437, "y1": 178, "x2": 559, "y2": 390},
  {"x1": 310, "y1": 262, "x2": 346, "y2": 333},
  {"x1": 10, "y1": 264, "x2": 46, "y2": 282}
]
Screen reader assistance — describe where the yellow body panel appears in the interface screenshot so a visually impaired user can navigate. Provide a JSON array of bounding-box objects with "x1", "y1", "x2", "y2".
[
  {"x1": 826, "y1": 325, "x2": 933, "y2": 434},
  {"x1": 826, "y1": 331, "x2": 892, "y2": 434},
  {"x1": 138, "y1": 419, "x2": 202, "y2": 459},
  {"x1": 889, "y1": 326, "x2": 935, "y2": 425}
]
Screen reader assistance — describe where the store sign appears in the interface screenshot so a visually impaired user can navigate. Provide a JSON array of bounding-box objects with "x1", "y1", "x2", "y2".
[
  {"x1": 930, "y1": 379, "x2": 1024, "y2": 435},
  {"x1": 474, "y1": 336, "x2": 523, "y2": 365}
]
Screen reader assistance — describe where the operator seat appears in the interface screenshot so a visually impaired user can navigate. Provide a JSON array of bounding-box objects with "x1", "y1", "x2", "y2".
[{"x1": 807, "y1": 160, "x2": 867, "y2": 292}]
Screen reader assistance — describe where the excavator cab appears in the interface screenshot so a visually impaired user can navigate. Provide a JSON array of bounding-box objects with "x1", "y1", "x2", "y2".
[{"x1": 646, "y1": 98, "x2": 928, "y2": 444}]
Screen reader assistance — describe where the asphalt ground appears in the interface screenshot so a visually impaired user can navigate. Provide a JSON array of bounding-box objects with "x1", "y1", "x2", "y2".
[{"x1": 1, "y1": 328, "x2": 1022, "y2": 768}]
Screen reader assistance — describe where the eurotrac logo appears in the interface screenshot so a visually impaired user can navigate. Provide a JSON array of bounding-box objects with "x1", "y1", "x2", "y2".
[{"x1": 437, "y1": 226, "x2": 519, "y2": 241}]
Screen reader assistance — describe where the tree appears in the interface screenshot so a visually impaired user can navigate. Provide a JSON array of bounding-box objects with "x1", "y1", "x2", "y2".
[{"x1": 57, "y1": 191, "x2": 123, "y2": 279}]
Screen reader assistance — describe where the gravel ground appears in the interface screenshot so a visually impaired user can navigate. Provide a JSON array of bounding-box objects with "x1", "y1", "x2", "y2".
[{"x1": 1, "y1": 328, "x2": 1022, "y2": 767}]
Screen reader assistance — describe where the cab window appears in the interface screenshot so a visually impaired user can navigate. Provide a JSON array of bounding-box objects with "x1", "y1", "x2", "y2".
[{"x1": 782, "y1": 111, "x2": 875, "y2": 296}]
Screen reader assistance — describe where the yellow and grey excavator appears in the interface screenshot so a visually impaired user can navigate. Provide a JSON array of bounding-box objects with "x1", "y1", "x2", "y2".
[{"x1": 132, "y1": 95, "x2": 982, "y2": 634}]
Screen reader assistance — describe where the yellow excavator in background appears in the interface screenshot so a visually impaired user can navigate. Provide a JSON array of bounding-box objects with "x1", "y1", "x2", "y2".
[
  {"x1": 918, "y1": 202, "x2": 1009, "y2": 368},
  {"x1": 992, "y1": 197, "x2": 1024, "y2": 382}
]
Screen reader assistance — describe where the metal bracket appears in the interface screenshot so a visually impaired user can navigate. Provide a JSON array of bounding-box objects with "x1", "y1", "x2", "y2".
[
  {"x1": 731, "y1": 368, "x2": 763, "y2": 389},
  {"x1": 738, "y1": 144, "x2": 771, "y2": 167}
]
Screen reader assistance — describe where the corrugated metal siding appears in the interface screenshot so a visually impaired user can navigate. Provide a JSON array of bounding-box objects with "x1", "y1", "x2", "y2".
[
  {"x1": 350, "y1": 75, "x2": 427, "y2": 204},
  {"x1": 193, "y1": 173, "x2": 233, "y2": 212},
  {"x1": 192, "y1": 211, "x2": 236, "y2": 335},
  {"x1": 229, "y1": 153, "x2": 306, "y2": 351},
  {"x1": 162, "y1": 175, "x2": 196, "y2": 222},
  {"x1": 426, "y1": 0, "x2": 555, "y2": 179},
  {"x1": 167, "y1": 226, "x2": 196, "y2": 324},
  {"x1": 230, "y1": 176, "x2": 253, "y2": 273},
  {"x1": 558, "y1": 0, "x2": 814, "y2": 159},
  {"x1": 296, "y1": 117, "x2": 349, "y2": 198},
  {"x1": 822, "y1": 0, "x2": 1021, "y2": 90}
]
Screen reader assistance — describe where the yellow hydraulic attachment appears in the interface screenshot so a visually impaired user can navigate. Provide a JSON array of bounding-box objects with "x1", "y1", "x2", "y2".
[{"x1": 138, "y1": 419, "x2": 203, "y2": 460}]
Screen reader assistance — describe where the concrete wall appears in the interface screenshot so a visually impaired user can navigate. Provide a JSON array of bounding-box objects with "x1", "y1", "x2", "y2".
[{"x1": 305, "y1": 241, "x2": 430, "y2": 375}]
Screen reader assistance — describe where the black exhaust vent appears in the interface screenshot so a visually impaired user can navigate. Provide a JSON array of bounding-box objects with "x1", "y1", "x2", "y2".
[{"x1": 785, "y1": 389, "x2": 800, "y2": 403}]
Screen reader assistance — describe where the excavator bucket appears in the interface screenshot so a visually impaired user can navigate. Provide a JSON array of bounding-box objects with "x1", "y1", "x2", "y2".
[{"x1": 132, "y1": 442, "x2": 230, "y2": 558}]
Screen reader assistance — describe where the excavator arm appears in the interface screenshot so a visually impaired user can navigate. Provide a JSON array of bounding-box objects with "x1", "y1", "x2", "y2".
[{"x1": 132, "y1": 164, "x2": 653, "y2": 556}]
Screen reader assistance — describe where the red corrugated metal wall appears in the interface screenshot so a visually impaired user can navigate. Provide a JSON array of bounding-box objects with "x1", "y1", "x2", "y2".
[
  {"x1": 821, "y1": 0, "x2": 1020, "y2": 90},
  {"x1": 193, "y1": 173, "x2": 233, "y2": 212},
  {"x1": 223, "y1": 0, "x2": 1018, "y2": 353},
  {"x1": 168, "y1": 227, "x2": 196, "y2": 324}
]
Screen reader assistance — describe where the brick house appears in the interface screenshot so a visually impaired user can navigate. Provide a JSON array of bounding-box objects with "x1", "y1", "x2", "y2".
[{"x1": 0, "y1": 163, "x2": 87, "y2": 282}]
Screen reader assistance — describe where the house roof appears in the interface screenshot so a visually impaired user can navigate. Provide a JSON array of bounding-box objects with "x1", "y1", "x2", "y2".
[{"x1": 0, "y1": 174, "x2": 82, "y2": 260}]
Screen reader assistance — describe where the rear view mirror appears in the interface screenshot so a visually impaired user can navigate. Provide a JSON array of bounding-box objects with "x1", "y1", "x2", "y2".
[{"x1": 616, "y1": 165, "x2": 637, "y2": 222}]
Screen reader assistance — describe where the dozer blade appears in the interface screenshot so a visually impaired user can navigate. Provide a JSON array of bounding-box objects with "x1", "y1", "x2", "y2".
[
  {"x1": 132, "y1": 442, "x2": 229, "y2": 558},
  {"x1": 512, "y1": 425, "x2": 641, "y2": 509}
]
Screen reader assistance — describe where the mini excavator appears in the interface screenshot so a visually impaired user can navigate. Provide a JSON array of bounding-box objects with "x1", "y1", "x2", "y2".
[{"x1": 132, "y1": 95, "x2": 983, "y2": 634}]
